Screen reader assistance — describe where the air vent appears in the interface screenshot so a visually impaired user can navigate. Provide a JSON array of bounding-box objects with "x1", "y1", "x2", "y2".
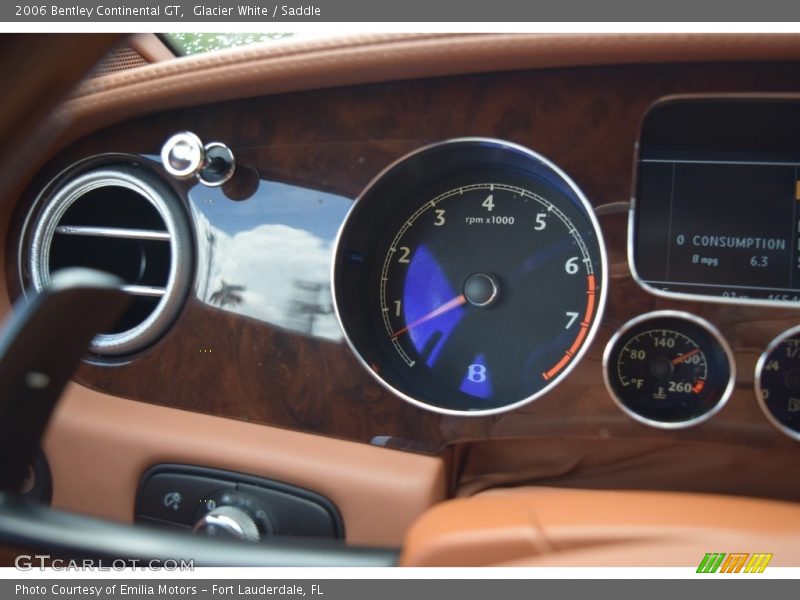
[{"x1": 27, "y1": 165, "x2": 192, "y2": 355}]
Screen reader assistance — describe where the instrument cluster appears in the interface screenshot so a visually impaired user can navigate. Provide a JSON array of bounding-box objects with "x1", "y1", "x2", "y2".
[
  {"x1": 13, "y1": 74, "x2": 800, "y2": 454},
  {"x1": 328, "y1": 98, "x2": 800, "y2": 441}
]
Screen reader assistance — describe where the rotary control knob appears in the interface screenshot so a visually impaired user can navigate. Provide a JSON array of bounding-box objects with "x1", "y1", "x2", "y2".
[
  {"x1": 193, "y1": 505, "x2": 260, "y2": 542},
  {"x1": 161, "y1": 131, "x2": 236, "y2": 187},
  {"x1": 192, "y1": 490, "x2": 273, "y2": 543}
]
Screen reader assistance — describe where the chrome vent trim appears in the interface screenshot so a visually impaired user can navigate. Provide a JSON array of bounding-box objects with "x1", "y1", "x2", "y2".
[
  {"x1": 28, "y1": 166, "x2": 192, "y2": 355},
  {"x1": 54, "y1": 225, "x2": 172, "y2": 241}
]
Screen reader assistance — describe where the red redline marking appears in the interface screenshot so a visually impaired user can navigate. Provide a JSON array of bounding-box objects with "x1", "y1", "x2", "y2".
[
  {"x1": 542, "y1": 275, "x2": 597, "y2": 381},
  {"x1": 692, "y1": 380, "x2": 705, "y2": 394},
  {"x1": 568, "y1": 325, "x2": 589, "y2": 356},
  {"x1": 584, "y1": 293, "x2": 595, "y2": 328},
  {"x1": 543, "y1": 354, "x2": 572, "y2": 381}
]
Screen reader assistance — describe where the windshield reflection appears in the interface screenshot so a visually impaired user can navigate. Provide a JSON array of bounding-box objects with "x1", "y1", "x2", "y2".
[{"x1": 189, "y1": 178, "x2": 351, "y2": 341}]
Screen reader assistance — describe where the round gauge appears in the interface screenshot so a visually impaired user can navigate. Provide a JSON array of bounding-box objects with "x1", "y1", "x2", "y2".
[
  {"x1": 603, "y1": 311, "x2": 735, "y2": 428},
  {"x1": 332, "y1": 138, "x2": 607, "y2": 415},
  {"x1": 755, "y1": 326, "x2": 800, "y2": 441}
]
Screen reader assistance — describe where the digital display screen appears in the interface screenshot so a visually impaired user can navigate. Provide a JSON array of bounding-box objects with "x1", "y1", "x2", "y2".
[{"x1": 633, "y1": 99, "x2": 800, "y2": 303}]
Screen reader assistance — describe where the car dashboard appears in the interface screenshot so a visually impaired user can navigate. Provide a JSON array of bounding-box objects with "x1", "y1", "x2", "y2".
[{"x1": 3, "y1": 33, "x2": 800, "y2": 566}]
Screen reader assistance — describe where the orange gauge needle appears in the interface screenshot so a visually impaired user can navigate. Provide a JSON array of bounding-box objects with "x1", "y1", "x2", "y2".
[
  {"x1": 390, "y1": 294, "x2": 467, "y2": 339},
  {"x1": 672, "y1": 348, "x2": 700, "y2": 365}
]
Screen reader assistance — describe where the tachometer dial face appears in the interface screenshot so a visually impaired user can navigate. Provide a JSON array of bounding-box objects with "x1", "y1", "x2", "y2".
[
  {"x1": 755, "y1": 327, "x2": 800, "y2": 441},
  {"x1": 332, "y1": 139, "x2": 607, "y2": 415},
  {"x1": 603, "y1": 312, "x2": 734, "y2": 428}
]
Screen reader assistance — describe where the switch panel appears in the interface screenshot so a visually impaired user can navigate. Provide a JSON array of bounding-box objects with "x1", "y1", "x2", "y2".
[{"x1": 135, "y1": 465, "x2": 343, "y2": 541}]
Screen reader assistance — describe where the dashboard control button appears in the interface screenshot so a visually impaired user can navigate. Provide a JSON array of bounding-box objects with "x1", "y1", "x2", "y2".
[
  {"x1": 197, "y1": 143, "x2": 236, "y2": 187},
  {"x1": 135, "y1": 465, "x2": 343, "y2": 540},
  {"x1": 161, "y1": 131, "x2": 236, "y2": 187},
  {"x1": 137, "y1": 472, "x2": 235, "y2": 526},
  {"x1": 161, "y1": 132, "x2": 205, "y2": 179},
  {"x1": 195, "y1": 489, "x2": 274, "y2": 539},
  {"x1": 193, "y1": 505, "x2": 261, "y2": 542}
]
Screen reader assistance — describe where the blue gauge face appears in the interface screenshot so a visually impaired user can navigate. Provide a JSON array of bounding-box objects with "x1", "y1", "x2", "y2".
[{"x1": 333, "y1": 140, "x2": 606, "y2": 415}]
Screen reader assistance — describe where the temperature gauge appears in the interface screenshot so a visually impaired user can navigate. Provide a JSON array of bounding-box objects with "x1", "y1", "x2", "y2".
[
  {"x1": 755, "y1": 326, "x2": 800, "y2": 441},
  {"x1": 603, "y1": 311, "x2": 735, "y2": 428}
]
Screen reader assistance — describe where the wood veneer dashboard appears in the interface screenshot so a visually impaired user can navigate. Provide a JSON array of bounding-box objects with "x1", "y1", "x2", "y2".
[{"x1": 7, "y1": 54, "x2": 800, "y2": 501}]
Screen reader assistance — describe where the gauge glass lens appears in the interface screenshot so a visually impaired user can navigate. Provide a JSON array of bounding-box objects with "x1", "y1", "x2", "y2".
[
  {"x1": 604, "y1": 313, "x2": 733, "y2": 427},
  {"x1": 333, "y1": 140, "x2": 606, "y2": 414},
  {"x1": 756, "y1": 330, "x2": 800, "y2": 440}
]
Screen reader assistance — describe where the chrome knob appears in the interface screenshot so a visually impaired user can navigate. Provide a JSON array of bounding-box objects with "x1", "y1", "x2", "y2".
[
  {"x1": 193, "y1": 505, "x2": 260, "y2": 542},
  {"x1": 161, "y1": 132, "x2": 205, "y2": 180},
  {"x1": 161, "y1": 131, "x2": 235, "y2": 187}
]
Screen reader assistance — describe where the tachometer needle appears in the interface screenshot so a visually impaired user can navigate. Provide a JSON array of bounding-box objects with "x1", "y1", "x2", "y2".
[
  {"x1": 390, "y1": 294, "x2": 467, "y2": 340},
  {"x1": 672, "y1": 348, "x2": 700, "y2": 365}
]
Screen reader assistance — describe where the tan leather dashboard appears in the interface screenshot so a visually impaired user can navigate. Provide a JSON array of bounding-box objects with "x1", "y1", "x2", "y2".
[
  {"x1": 43, "y1": 384, "x2": 446, "y2": 546},
  {"x1": 59, "y1": 33, "x2": 800, "y2": 146},
  {"x1": 401, "y1": 487, "x2": 800, "y2": 566}
]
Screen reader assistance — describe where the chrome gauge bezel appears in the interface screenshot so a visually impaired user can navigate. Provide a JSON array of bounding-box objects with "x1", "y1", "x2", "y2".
[
  {"x1": 331, "y1": 137, "x2": 608, "y2": 417},
  {"x1": 602, "y1": 310, "x2": 736, "y2": 429},
  {"x1": 755, "y1": 324, "x2": 800, "y2": 442}
]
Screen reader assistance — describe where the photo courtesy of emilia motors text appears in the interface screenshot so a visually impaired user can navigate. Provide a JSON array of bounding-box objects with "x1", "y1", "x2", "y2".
[{"x1": 1, "y1": 0, "x2": 800, "y2": 596}]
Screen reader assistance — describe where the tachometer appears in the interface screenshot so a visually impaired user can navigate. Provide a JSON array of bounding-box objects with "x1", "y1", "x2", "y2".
[{"x1": 332, "y1": 139, "x2": 607, "y2": 415}]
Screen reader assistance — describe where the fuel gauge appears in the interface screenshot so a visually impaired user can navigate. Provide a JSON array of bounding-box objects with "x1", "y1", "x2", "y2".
[
  {"x1": 755, "y1": 326, "x2": 800, "y2": 441},
  {"x1": 603, "y1": 311, "x2": 735, "y2": 428}
]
